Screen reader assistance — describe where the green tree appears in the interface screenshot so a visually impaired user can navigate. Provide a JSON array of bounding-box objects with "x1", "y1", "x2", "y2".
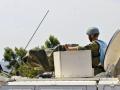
[
  {"x1": 40, "y1": 35, "x2": 60, "y2": 71},
  {"x1": 44, "y1": 35, "x2": 60, "y2": 49},
  {"x1": 17, "y1": 63, "x2": 44, "y2": 78},
  {"x1": 3, "y1": 47, "x2": 27, "y2": 73}
]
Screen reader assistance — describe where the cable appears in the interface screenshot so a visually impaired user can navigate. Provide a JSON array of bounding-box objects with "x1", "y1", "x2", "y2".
[{"x1": 25, "y1": 10, "x2": 49, "y2": 50}]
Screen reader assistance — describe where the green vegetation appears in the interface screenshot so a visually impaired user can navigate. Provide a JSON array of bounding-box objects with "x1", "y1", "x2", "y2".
[
  {"x1": 3, "y1": 47, "x2": 27, "y2": 70},
  {"x1": 41, "y1": 35, "x2": 60, "y2": 71},
  {"x1": 15, "y1": 63, "x2": 44, "y2": 78},
  {"x1": 2, "y1": 35, "x2": 60, "y2": 78},
  {"x1": 41, "y1": 35, "x2": 60, "y2": 49}
]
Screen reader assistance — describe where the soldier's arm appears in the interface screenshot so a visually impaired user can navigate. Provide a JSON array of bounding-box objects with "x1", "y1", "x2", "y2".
[
  {"x1": 64, "y1": 42, "x2": 97, "y2": 51},
  {"x1": 78, "y1": 41, "x2": 99, "y2": 50},
  {"x1": 64, "y1": 44, "x2": 79, "y2": 51}
]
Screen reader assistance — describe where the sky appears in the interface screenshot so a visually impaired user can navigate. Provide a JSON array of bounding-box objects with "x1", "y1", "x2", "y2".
[{"x1": 0, "y1": 0, "x2": 120, "y2": 59}]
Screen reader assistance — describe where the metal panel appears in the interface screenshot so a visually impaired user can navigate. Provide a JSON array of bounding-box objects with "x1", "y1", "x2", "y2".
[
  {"x1": 98, "y1": 78, "x2": 120, "y2": 90},
  {"x1": 36, "y1": 85, "x2": 87, "y2": 90},
  {"x1": 0, "y1": 85, "x2": 35, "y2": 90},
  {"x1": 98, "y1": 85, "x2": 120, "y2": 90},
  {"x1": 1, "y1": 79, "x2": 97, "y2": 90},
  {"x1": 104, "y1": 30, "x2": 120, "y2": 72},
  {"x1": 87, "y1": 86, "x2": 97, "y2": 90},
  {"x1": 54, "y1": 51, "x2": 93, "y2": 78},
  {"x1": 36, "y1": 85, "x2": 97, "y2": 90},
  {"x1": 7, "y1": 81, "x2": 96, "y2": 86},
  {"x1": 0, "y1": 85, "x2": 97, "y2": 90}
]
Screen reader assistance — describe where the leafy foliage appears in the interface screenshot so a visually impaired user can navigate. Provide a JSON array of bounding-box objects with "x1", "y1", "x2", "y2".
[
  {"x1": 44, "y1": 35, "x2": 60, "y2": 49},
  {"x1": 2, "y1": 35, "x2": 60, "y2": 78},
  {"x1": 3, "y1": 47, "x2": 27, "y2": 72},
  {"x1": 15, "y1": 63, "x2": 44, "y2": 78},
  {"x1": 41, "y1": 35, "x2": 61, "y2": 71}
]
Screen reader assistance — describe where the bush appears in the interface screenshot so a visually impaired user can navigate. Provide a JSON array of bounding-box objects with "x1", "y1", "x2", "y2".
[{"x1": 15, "y1": 63, "x2": 45, "y2": 78}]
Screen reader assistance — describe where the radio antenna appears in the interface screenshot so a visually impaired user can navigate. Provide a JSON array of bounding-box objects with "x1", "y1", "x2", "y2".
[{"x1": 25, "y1": 10, "x2": 49, "y2": 50}]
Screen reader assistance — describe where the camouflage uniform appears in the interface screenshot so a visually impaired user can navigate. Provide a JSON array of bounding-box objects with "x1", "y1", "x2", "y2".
[{"x1": 78, "y1": 41, "x2": 104, "y2": 75}]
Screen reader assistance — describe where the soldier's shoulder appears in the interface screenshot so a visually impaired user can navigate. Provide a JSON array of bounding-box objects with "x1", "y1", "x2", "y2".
[
  {"x1": 90, "y1": 41, "x2": 98, "y2": 45},
  {"x1": 88, "y1": 41, "x2": 99, "y2": 49}
]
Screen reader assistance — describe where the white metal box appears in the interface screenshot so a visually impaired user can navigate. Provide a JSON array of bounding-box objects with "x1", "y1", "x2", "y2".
[{"x1": 53, "y1": 50, "x2": 94, "y2": 78}]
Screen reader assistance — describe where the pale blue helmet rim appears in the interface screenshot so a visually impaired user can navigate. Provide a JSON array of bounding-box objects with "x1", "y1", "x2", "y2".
[{"x1": 86, "y1": 27, "x2": 100, "y2": 35}]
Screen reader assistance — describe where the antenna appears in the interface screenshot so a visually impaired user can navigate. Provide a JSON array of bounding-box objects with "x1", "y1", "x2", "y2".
[{"x1": 25, "y1": 10, "x2": 49, "y2": 50}]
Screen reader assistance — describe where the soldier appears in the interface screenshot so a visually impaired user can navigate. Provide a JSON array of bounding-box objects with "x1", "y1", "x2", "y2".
[{"x1": 65, "y1": 27, "x2": 107, "y2": 75}]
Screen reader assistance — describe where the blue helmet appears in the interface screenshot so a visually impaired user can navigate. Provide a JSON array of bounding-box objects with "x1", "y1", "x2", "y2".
[{"x1": 86, "y1": 27, "x2": 100, "y2": 35}]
